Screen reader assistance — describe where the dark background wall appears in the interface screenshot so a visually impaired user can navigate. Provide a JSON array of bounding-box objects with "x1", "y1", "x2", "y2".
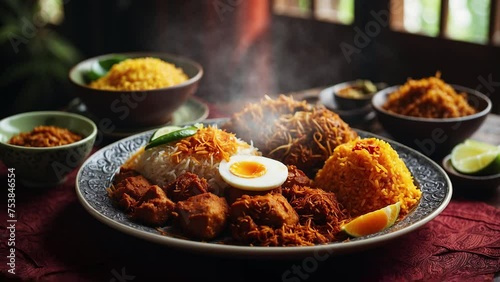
[{"x1": 2, "y1": 0, "x2": 499, "y2": 118}]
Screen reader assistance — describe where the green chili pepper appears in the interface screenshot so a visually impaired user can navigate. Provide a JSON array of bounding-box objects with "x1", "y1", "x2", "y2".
[{"x1": 145, "y1": 126, "x2": 198, "y2": 150}]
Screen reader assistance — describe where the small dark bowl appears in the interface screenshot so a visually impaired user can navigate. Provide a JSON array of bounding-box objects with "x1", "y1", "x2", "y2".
[
  {"x1": 372, "y1": 85, "x2": 492, "y2": 160},
  {"x1": 442, "y1": 154, "x2": 500, "y2": 191},
  {"x1": 333, "y1": 81, "x2": 386, "y2": 110},
  {"x1": 319, "y1": 86, "x2": 375, "y2": 125},
  {"x1": 69, "y1": 52, "x2": 203, "y2": 130}
]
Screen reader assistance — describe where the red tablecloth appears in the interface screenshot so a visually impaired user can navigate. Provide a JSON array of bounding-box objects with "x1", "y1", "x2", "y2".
[{"x1": 1, "y1": 159, "x2": 499, "y2": 282}]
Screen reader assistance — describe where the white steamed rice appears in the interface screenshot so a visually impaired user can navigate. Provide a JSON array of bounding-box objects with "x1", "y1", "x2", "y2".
[{"x1": 132, "y1": 140, "x2": 259, "y2": 195}]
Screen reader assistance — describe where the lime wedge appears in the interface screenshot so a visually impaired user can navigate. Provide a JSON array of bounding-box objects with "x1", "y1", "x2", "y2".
[
  {"x1": 464, "y1": 139, "x2": 500, "y2": 152},
  {"x1": 149, "y1": 126, "x2": 182, "y2": 142},
  {"x1": 451, "y1": 142, "x2": 500, "y2": 176}
]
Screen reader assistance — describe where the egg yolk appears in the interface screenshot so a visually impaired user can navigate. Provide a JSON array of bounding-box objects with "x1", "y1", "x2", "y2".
[{"x1": 229, "y1": 161, "x2": 267, "y2": 178}]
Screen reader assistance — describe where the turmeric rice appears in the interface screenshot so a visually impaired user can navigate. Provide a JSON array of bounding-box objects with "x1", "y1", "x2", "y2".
[
  {"x1": 382, "y1": 73, "x2": 476, "y2": 118},
  {"x1": 314, "y1": 138, "x2": 421, "y2": 218},
  {"x1": 89, "y1": 57, "x2": 188, "y2": 91}
]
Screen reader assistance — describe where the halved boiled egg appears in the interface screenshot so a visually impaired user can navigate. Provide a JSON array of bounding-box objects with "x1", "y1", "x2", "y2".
[{"x1": 218, "y1": 155, "x2": 288, "y2": 191}]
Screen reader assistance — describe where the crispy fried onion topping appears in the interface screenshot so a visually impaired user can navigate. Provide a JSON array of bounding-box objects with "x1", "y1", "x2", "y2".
[{"x1": 171, "y1": 125, "x2": 250, "y2": 164}]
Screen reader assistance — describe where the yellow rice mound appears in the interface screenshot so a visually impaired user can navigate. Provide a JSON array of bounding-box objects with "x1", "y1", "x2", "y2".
[
  {"x1": 314, "y1": 138, "x2": 421, "y2": 218},
  {"x1": 89, "y1": 57, "x2": 188, "y2": 91}
]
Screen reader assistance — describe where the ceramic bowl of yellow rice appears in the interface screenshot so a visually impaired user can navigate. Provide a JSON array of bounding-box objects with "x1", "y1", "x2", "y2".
[{"x1": 69, "y1": 52, "x2": 203, "y2": 130}]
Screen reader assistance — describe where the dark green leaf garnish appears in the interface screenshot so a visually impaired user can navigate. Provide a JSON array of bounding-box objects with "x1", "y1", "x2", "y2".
[{"x1": 84, "y1": 55, "x2": 128, "y2": 83}]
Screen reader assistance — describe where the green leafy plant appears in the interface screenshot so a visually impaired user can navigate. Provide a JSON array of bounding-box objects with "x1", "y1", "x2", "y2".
[{"x1": 0, "y1": 0, "x2": 82, "y2": 116}]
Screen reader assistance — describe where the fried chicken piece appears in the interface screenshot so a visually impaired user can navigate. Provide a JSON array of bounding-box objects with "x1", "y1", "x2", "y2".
[
  {"x1": 230, "y1": 215, "x2": 334, "y2": 246},
  {"x1": 108, "y1": 174, "x2": 152, "y2": 211},
  {"x1": 230, "y1": 193, "x2": 340, "y2": 246},
  {"x1": 130, "y1": 185, "x2": 176, "y2": 227},
  {"x1": 112, "y1": 168, "x2": 140, "y2": 184},
  {"x1": 174, "y1": 193, "x2": 229, "y2": 241},
  {"x1": 224, "y1": 186, "x2": 282, "y2": 205},
  {"x1": 230, "y1": 194, "x2": 299, "y2": 228},
  {"x1": 262, "y1": 221, "x2": 336, "y2": 246},
  {"x1": 229, "y1": 215, "x2": 259, "y2": 243},
  {"x1": 282, "y1": 185, "x2": 347, "y2": 226},
  {"x1": 282, "y1": 165, "x2": 312, "y2": 189},
  {"x1": 225, "y1": 187, "x2": 349, "y2": 246},
  {"x1": 232, "y1": 216, "x2": 345, "y2": 246},
  {"x1": 164, "y1": 172, "x2": 209, "y2": 202}
]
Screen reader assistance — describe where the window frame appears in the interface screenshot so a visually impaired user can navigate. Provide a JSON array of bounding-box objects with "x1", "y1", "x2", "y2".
[{"x1": 271, "y1": 0, "x2": 500, "y2": 46}]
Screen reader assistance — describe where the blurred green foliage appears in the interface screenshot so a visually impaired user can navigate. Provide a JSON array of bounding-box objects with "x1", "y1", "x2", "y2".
[
  {"x1": 403, "y1": 0, "x2": 441, "y2": 36},
  {"x1": 0, "y1": 0, "x2": 81, "y2": 117},
  {"x1": 446, "y1": 0, "x2": 490, "y2": 44},
  {"x1": 337, "y1": 0, "x2": 354, "y2": 24}
]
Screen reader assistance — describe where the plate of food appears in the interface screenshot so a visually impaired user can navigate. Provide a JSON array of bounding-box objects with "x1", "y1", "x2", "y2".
[{"x1": 76, "y1": 95, "x2": 452, "y2": 258}]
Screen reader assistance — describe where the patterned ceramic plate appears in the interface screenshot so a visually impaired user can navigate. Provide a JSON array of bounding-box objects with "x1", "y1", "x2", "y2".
[{"x1": 75, "y1": 119, "x2": 452, "y2": 259}]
